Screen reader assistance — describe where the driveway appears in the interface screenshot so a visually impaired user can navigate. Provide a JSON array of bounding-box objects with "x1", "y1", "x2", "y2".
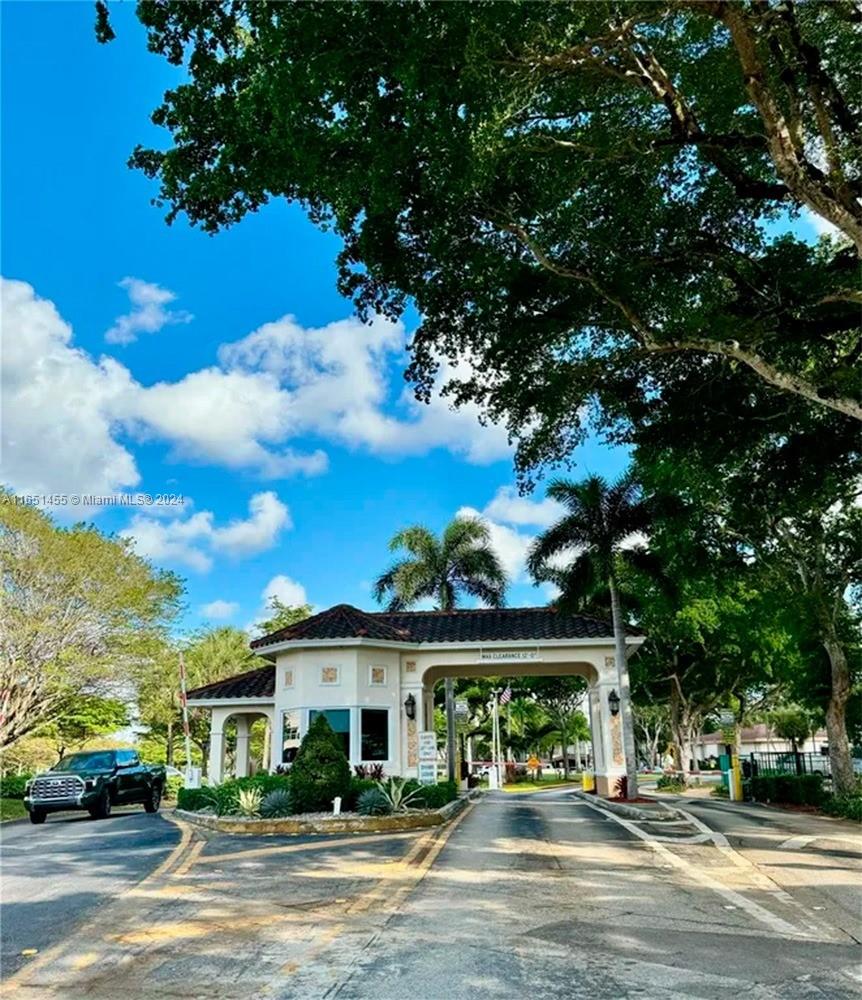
[
  {"x1": 0, "y1": 807, "x2": 181, "y2": 977},
  {"x1": 3, "y1": 792, "x2": 861, "y2": 998}
]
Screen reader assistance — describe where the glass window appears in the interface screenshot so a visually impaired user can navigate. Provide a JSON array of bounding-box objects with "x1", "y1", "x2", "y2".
[
  {"x1": 361, "y1": 709, "x2": 388, "y2": 761},
  {"x1": 282, "y1": 710, "x2": 300, "y2": 764},
  {"x1": 310, "y1": 709, "x2": 350, "y2": 758}
]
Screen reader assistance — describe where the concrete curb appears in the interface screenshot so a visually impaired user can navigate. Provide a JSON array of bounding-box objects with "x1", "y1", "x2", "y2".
[
  {"x1": 175, "y1": 789, "x2": 481, "y2": 837},
  {"x1": 571, "y1": 788, "x2": 683, "y2": 822}
]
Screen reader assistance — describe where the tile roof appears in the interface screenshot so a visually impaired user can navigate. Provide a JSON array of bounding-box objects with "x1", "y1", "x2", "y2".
[
  {"x1": 251, "y1": 602, "x2": 639, "y2": 650},
  {"x1": 191, "y1": 604, "x2": 641, "y2": 702},
  {"x1": 186, "y1": 664, "x2": 275, "y2": 701}
]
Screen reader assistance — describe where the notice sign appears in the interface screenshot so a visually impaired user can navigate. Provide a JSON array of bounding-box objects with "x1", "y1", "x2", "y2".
[
  {"x1": 478, "y1": 650, "x2": 539, "y2": 663},
  {"x1": 418, "y1": 731, "x2": 438, "y2": 761},
  {"x1": 417, "y1": 762, "x2": 437, "y2": 786},
  {"x1": 455, "y1": 699, "x2": 469, "y2": 720}
]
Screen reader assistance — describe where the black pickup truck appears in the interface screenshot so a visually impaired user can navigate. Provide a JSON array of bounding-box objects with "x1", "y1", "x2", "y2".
[{"x1": 24, "y1": 749, "x2": 166, "y2": 824}]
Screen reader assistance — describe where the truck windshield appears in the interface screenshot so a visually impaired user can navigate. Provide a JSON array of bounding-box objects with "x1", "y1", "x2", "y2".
[{"x1": 52, "y1": 752, "x2": 115, "y2": 772}]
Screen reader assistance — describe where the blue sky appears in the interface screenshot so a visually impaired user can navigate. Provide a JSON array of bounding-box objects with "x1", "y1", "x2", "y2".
[{"x1": 2, "y1": 2, "x2": 643, "y2": 633}]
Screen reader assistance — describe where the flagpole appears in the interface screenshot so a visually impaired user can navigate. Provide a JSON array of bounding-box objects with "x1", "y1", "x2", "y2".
[{"x1": 178, "y1": 651, "x2": 193, "y2": 782}]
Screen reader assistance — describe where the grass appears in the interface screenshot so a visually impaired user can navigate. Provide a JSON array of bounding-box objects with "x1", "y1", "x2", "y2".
[
  {"x1": 501, "y1": 775, "x2": 583, "y2": 794},
  {"x1": 0, "y1": 797, "x2": 29, "y2": 822}
]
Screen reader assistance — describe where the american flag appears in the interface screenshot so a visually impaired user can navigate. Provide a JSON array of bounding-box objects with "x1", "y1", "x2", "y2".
[{"x1": 499, "y1": 686, "x2": 512, "y2": 706}]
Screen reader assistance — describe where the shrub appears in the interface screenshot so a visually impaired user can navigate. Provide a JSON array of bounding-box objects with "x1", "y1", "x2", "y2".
[
  {"x1": 749, "y1": 773, "x2": 823, "y2": 806},
  {"x1": 711, "y1": 784, "x2": 729, "y2": 799},
  {"x1": 345, "y1": 777, "x2": 377, "y2": 810},
  {"x1": 656, "y1": 773, "x2": 686, "y2": 793},
  {"x1": 165, "y1": 775, "x2": 184, "y2": 801},
  {"x1": 177, "y1": 787, "x2": 213, "y2": 812},
  {"x1": 357, "y1": 787, "x2": 392, "y2": 816},
  {"x1": 245, "y1": 772, "x2": 291, "y2": 796},
  {"x1": 412, "y1": 780, "x2": 458, "y2": 809},
  {"x1": 354, "y1": 763, "x2": 386, "y2": 781},
  {"x1": 375, "y1": 777, "x2": 423, "y2": 812},
  {"x1": 290, "y1": 714, "x2": 352, "y2": 813},
  {"x1": 236, "y1": 786, "x2": 263, "y2": 817},
  {"x1": 0, "y1": 773, "x2": 32, "y2": 799},
  {"x1": 822, "y1": 794, "x2": 862, "y2": 822},
  {"x1": 260, "y1": 789, "x2": 293, "y2": 818}
]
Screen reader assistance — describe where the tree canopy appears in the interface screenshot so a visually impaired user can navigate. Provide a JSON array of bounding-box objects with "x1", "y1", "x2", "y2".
[{"x1": 108, "y1": 0, "x2": 860, "y2": 483}]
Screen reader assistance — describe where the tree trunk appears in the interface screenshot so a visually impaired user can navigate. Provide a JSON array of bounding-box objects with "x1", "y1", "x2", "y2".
[
  {"x1": 824, "y1": 635, "x2": 855, "y2": 796},
  {"x1": 560, "y1": 726, "x2": 570, "y2": 778},
  {"x1": 609, "y1": 579, "x2": 638, "y2": 798},
  {"x1": 668, "y1": 677, "x2": 687, "y2": 783}
]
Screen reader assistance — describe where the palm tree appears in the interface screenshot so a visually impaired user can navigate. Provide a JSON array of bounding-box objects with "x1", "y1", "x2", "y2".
[
  {"x1": 374, "y1": 516, "x2": 508, "y2": 780},
  {"x1": 527, "y1": 473, "x2": 657, "y2": 798}
]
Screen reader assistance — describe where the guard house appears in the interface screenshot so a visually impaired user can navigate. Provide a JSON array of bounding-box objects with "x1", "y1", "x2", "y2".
[{"x1": 185, "y1": 603, "x2": 643, "y2": 798}]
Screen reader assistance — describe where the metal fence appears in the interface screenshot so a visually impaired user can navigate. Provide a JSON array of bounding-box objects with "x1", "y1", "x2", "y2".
[{"x1": 744, "y1": 750, "x2": 833, "y2": 780}]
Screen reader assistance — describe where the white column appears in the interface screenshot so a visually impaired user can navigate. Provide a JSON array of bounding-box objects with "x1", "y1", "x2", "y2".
[
  {"x1": 208, "y1": 707, "x2": 230, "y2": 784},
  {"x1": 594, "y1": 674, "x2": 627, "y2": 798},
  {"x1": 235, "y1": 715, "x2": 250, "y2": 778}
]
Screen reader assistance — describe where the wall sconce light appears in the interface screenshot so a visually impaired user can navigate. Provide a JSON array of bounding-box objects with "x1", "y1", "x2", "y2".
[
  {"x1": 608, "y1": 689, "x2": 621, "y2": 717},
  {"x1": 404, "y1": 694, "x2": 416, "y2": 720}
]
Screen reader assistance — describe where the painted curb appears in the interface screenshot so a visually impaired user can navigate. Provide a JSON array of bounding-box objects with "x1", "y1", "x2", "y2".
[
  {"x1": 571, "y1": 788, "x2": 683, "y2": 822},
  {"x1": 174, "y1": 790, "x2": 480, "y2": 837}
]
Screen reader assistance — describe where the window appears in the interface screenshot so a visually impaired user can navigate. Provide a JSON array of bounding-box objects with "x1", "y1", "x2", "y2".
[
  {"x1": 369, "y1": 665, "x2": 386, "y2": 686},
  {"x1": 361, "y1": 709, "x2": 389, "y2": 761},
  {"x1": 320, "y1": 665, "x2": 340, "y2": 685},
  {"x1": 116, "y1": 750, "x2": 140, "y2": 767},
  {"x1": 282, "y1": 710, "x2": 300, "y2": 764},
  {"x1": 310, "y1": 709, "x2": 350, "y2": 758}
]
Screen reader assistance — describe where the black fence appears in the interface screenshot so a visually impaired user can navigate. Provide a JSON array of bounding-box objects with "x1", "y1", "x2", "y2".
[{"x1": 743, "y1": 751, "x2": 833, "y2": 781}]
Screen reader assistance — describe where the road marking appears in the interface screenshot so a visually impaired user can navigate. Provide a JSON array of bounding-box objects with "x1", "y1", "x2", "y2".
[
  {"x1": 778, "y1": 834, "x2": 816, "y2": 851},
  {"x1": 577, "y1": 796, "x2": 803, "y2": 937},
  {"x1": 171, "y1": 837, "x2": 205, "y2": 877},
  {"x1": 149, "y1": 812, "x2": 194, "y2": 878}
]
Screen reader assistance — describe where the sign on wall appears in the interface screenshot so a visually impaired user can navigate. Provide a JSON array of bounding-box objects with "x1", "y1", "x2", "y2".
[
  {"x1": 478, "y1": 650, "x2": 539, "y2": 663},
  {"x1": 417, "y1": 762, "x2": 437, "y2": 785},
  {"x1": 454, "y1": 699, "x2": 469, "y2": 721},
  {"x1": 418, "y1": 730, "x2": 438, "y2": 761}
]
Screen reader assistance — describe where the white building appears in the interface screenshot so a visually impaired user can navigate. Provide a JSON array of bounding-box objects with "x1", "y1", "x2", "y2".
[
  {"x1": 695, "y1": 723, "x2": 830, "y2": 760},
  {"x1": 186, "y1": 603, "x2": 644, "y2": 798}
]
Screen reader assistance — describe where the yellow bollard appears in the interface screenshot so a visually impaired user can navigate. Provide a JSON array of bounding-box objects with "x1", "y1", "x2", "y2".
[
  {"x1": 730, "y1": 755, "x2": 744, "y2": 801},
  {"x1": 582, "y1": 771, "x2": 595, "y2": 793}
]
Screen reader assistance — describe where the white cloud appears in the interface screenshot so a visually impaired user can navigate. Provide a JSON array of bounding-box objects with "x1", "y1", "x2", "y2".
[
  {"x1": 121, "y1": 491, "x2": 291, "y2": 572},
  {"x1": 250, "y1": 573, "x2": 310, "y2": 633},
  {"x1": 0, "y1": 278, "x2": 140, "y2": 499},
  {"x1": 105, "y1": 277, "x2": 193, "y2": 345},
  {"x1": 1, "y1": 280, "x2": 508, "y2": 507},
  {"x1": 483, "y1": 486, "x2": 564, "y2": 528},
  {"x1": 199, "y1": 599, "x2": 239, "y2": 620},
  {"x1": 211, "y1": 491, "x2": 291, "y2": 557}
]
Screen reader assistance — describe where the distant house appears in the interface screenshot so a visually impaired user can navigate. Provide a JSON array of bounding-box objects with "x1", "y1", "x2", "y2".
[{"x1": 695, "y1": 723, "x2": 829, "y2": 760}]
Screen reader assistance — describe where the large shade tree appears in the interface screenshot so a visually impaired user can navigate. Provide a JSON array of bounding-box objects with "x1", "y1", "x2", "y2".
[
  {"x1": 374, "y1": 516, "x2": 508, "y2": 780},
  {"x1": 528, "y1": 474, "x2": 657, "y2": 796},
  {"x1": 104, "y1": 0, "x2": 860, "y2": 482}
]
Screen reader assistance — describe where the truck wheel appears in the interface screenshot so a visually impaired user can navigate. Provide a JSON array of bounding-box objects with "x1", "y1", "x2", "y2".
[
  {"x1": 29, "y1": 808, "x2": 47, "y2": 825},
  {"x1": 90, "y1": 789, "x2": 112, "y2": 819},
  {"x1": 144, "y1": 784, "x2": 162, "y2": 814}
]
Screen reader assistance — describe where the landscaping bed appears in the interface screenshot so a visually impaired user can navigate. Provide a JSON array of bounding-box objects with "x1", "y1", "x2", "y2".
[{"x1": 175, "y1": 792, "x2": 476, "y2": 836}]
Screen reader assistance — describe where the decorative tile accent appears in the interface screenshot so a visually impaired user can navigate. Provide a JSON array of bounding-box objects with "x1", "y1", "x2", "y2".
[
  {"x1": 370, "y1": 665, "x2": 386, "y2": 686},
  {"x1": 610, "y1": 713, "x2": 624, "y2": 766},
  {"x1": 320, "y1": 665, "x2": 339, "y2": 685},
  {"x1": 283, "y1": 669, "x2": 294, "y2": 689},
  {"x1": 405, "y1": 660, "x2": 416, "y2": 673},
  {"x1": 407, "y1": 719, "x2": 418, "y2": 767},
  {"x1": 605, "y1": 655, "x2": 615, "y2": 669}
]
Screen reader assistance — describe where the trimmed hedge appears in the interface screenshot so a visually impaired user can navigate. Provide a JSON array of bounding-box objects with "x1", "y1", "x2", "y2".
[
  {"x1": 748, "y1": 773, "x2": 824, "y2": 806},
  {"x1": 403, "y1": 779, "x2": 459, "y2": 810},
  {"x1": 0, "y1": 773, "x2": 32, "y2": 799},
  {"x1": 177, "y1": 773, "x2": 291, "y2": 815}
]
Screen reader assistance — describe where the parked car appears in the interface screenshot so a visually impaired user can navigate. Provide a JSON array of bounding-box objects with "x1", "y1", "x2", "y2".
[{"x1": 24, "y1": 749, "x2": 166, "y2": 825}]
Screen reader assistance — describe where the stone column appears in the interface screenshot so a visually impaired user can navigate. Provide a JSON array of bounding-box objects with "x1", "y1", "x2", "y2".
[
  {"x1": 593, "y1": 671, "x2": 627, "y2": 798},
  {"x1": 234, "y1": 715, "x2": 250, "y2": 778}
]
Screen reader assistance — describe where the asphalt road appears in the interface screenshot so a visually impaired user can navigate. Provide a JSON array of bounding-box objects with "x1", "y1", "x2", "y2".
[
  {"x1": 3, "y1": 791, "x2": 860, "y2": 998},
  {"x1": 0, "y1": 806, "x2": 180, "y2": 977}
]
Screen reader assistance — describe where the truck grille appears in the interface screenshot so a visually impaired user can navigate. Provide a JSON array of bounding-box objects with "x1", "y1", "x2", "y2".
[{"x1": 30, "y1": 775, "x2": 84, "y2": 800}]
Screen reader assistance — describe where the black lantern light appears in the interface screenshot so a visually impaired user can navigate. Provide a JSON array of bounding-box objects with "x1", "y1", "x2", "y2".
[
  {"x1": 608, "y1": 689, "x2": 621, "y2": 716},
  {"x1": 404, "y1": 693, "x2": 416, "y2": 720}
]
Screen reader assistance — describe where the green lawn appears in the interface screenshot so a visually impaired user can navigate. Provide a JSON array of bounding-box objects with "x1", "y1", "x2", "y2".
[
  {"x1": 0, "y1": 797, "x2": 29, "y2": 822},
  {"x1": 501, "y1": 775, "x2": 583, "y2": 794}
]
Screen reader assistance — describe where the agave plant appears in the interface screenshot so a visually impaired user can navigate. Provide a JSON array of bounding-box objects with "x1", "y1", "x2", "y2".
[
  {"x1": 260, "y1": 789, "x2": 293, "y2": 819},
  {"x1": 376, "y1": 777, "x2": 423, "y2": 813},
  {"x1": 357, "y1": 787, "x2": 392, "y2": 816},
  {"x1": 236, "y1": 786, "x2": 263, "y2": 818}
]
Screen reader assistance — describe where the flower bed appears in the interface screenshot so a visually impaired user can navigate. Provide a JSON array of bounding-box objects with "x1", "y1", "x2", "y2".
[{"x1": 174, "y1": 792, "x2": 475, "y2": 836}]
